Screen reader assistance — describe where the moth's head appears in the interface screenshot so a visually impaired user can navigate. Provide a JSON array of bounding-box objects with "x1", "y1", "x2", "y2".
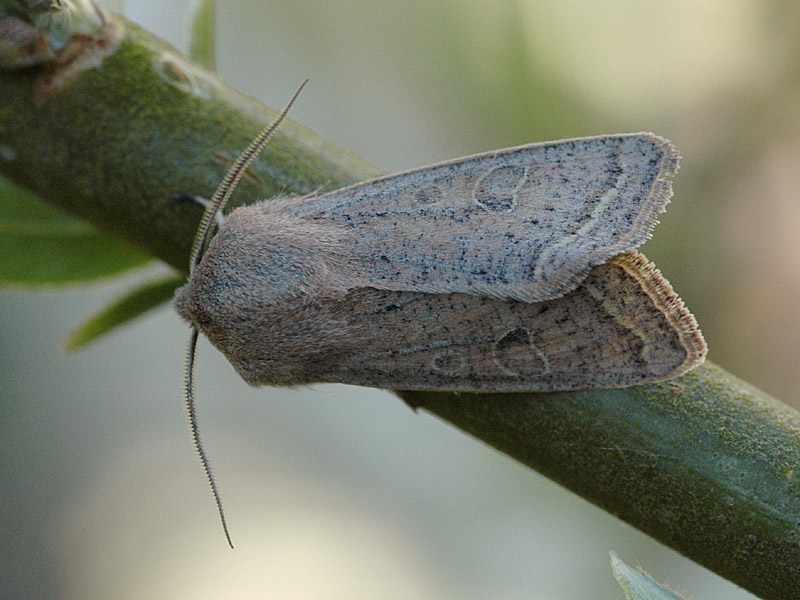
[
  {"x1": 174, "y1": 226, "x2": 231, "y2": 342},
  {"x1": 174, "y1": 218, "x2": 265, "y2": 354},
  {"x1": 174, "y1": 278, "x2": 208, "y2": 333}
]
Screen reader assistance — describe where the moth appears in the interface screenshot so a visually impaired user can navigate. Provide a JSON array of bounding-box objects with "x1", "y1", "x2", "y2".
[{"x1": 174, "y1": 81, "x2": 706, "y2": 545}]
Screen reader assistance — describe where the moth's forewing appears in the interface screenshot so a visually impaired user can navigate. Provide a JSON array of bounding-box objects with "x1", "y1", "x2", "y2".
[
  {"x1": 317, "y1": 251, "x2": 705, "y2": 391},
  {"x1": 273, "y1": 134, "x2": 679, "y2": 303}
]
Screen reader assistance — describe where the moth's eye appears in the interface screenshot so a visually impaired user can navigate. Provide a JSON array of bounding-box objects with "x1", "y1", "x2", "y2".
[{"x1": 190, "y1": 302, "x2": 214, "y2": 329}]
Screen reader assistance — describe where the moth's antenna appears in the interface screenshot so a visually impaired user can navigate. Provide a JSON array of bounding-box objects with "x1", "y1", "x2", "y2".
[
  {"x1": 183, "y1": 80, "x2": 308, "y2": 548},
  {"x1": 189, "y1": 78, "x2": 310, "y2": 273},
  {"x1": 184, "y1": 328, "x2": 234, "y2": 548}
]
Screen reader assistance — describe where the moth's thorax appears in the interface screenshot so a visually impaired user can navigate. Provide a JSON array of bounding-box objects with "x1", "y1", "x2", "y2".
[
  {"x1": 174, "y1": 203, "x2": 359, "y2": 386},
  {"x1": 184, "y1": 204, "x2": 353, "y2": 303}
]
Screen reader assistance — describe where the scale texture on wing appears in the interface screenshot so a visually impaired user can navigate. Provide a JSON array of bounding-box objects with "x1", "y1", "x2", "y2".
[{"x1": 267, "y1": 133, "x2": 678, "y2": 302}]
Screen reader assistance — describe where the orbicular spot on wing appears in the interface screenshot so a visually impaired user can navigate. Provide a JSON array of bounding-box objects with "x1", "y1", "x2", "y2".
[
  {"x1": 431, "y1": 347, "x2": 467, "y2": 377},
  {"x1": 412, "y1": 183, "x2": 445, "y2": 206},
  {"x1": 473, "y1": 165, "x2": 527, "y2": 212},
  {"x1": 493, "y1": 327, "x2": 548, "y2": 377}
]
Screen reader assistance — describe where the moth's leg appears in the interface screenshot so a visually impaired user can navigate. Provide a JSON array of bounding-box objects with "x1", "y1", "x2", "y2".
[
  {"x1": 398, "y1": 393, "x2": 425, "y2": 413},
  {"x1": 296, "y1": 186, "x2": 326, "y2": 202},
  {"x1": 170, "y1": 193, "x2": 226, "y2": 227}
]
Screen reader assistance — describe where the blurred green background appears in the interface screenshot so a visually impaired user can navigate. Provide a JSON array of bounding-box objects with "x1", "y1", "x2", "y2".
[{"x1": 3, "y1": 0, "x2": 798, "y2": 598}]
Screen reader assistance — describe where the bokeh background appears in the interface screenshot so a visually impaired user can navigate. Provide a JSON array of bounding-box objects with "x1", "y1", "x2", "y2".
[{"x1": 3, "y1": 0, "x2": 799, "y2": 598}]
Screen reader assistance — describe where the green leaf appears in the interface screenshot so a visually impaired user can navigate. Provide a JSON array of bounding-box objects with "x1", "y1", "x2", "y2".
[
  {"x1": 65, "y1": 274, "x2": 185, "y2": 351},
  {"x1": 0, "y1": 177, "x2": 152, "y2": 286},
  {"x1": 188, "y1": 0, "x2": 215, "y2": 71},
  {"x1": 610, "y1": 552, "x2": 689, "y2": 600}
]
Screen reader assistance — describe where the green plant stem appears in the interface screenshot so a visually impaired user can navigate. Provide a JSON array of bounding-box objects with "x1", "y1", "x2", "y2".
[{"x1": 1, "y1": 15, "x2": 798, "y2": 600}]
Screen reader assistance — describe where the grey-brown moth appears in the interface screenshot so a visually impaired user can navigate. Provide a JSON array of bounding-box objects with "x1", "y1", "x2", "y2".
[{"x1": 173, "y1": 81, "x2": 706, "y2": 546}]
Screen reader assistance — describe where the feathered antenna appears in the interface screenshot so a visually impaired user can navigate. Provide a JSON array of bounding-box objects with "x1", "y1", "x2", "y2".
[
  {"x1": 189, "y1": 78, "x2": 310, "y2": 273},
  {"x1": 184, "y1": 80, "x2": 309, "y2": 547},
  {"x1": 184, "y1": 329, "x2": 234, "y2": 547}
]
